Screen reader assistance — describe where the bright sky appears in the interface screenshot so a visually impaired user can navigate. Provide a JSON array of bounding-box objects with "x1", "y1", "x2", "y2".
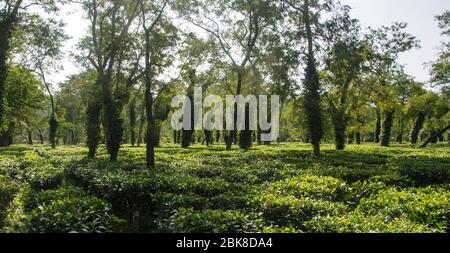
[
  {"x1": 47, "y1": 0, "x2": 450, "y2": 85},
  {"x1": 341, "y1": 0, "x2": 450, "y2": 83}
]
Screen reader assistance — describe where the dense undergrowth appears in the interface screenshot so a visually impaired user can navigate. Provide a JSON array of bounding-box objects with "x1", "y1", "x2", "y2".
[{"x1": 0, "y1": 143, "x2": 449, "y2": 233}]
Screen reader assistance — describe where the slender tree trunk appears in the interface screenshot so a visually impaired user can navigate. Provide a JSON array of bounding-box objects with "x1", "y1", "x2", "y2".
[
  {"x1": 239, "y1": 104, "x2": 252, "y2": 149},
  {"x1": 421, "y1": 121, "x2": 450, "y2": 148},
  {"x1": 226, "y1": 72, "x2": 244, "y2": 150},
  {"x1": 182, "y1": 90, "x2": 195, "y2": 149},
  {"x1": 39, "y1": 69, "x2": 59, "y2": 150},
  {"x1": 87, "y1": 100, "x2": 102, "y2": 158},
  {"x1": 204, "y1": 130, "x2": 212, "y2": 147},
  {"x1": 129, "y1": 100, "x2": 137, "y2": 146},
  {"x1": 49, "y1": 113, "x2": 58, "y2": 149},
  {"x1": 215, "y1": 130, "x2": 220, "y2": 143},
  {"x1": 38, "y1": 129, "x2": 44, "y2": 144},
  {"x1": 355, "y1": 131, "x2": 361, "y2": 145},
  {"x1": 332, "y1": 111, "x2": 346, "y2": 150},
  {"x1": 397, "y1": 113, "x2": 404, "y2": 144},
  {"x1": 303, "y1": 0, "x2": 322, "y2": 157},
  {"x1": 375, "y1": 110, "x2": 381, "y2": 143},
  {"x1": 173, "y1": 130, "x2": 178, "y2": 144},
  {"x1": 380, "y1": 111, "x2": 394, "y2": 147},
  {"x1": 137, "y1": 102, "x2": 145, "y2": 147},
  {"x1": 410, "y1": 112, "x2": 426, "y2": 144},
  {"x1": 28, "y1": 131, "x2": 33, "y2": 145},
  {"x1": 144, "y1": 75, "x2": 155, "y2": 168}
]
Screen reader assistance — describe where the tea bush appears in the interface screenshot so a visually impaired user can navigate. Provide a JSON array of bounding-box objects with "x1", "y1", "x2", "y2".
[
  {"x1": 23, "y1": 187, "x2": 122, "y2": 233},
  {"x1": 356, "y1": 187, "x2": 450, "y2": 231},
  {"x1": 25, "y1": 164, "x2": 64, "y2": 191},
  {"x1": 167, "y1": 208, "x2": 262, "y2": 233},
  {"x1": 393, "y1": 158, "x2": 450, "y2": 186},
  {"x1": 0, "y1": 176, "x2": 18, "y2": 227},
  {"x1": 1, "y1": 143, "x2": 449, "y2": 233},
  {"x1": 305, "y1": 211, "x2": 438, "y2": 233}
]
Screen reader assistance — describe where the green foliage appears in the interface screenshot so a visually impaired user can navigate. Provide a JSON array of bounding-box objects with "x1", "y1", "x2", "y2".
[
  {"x1": 254, "y1": 175, "x2": 349, "y2": 229},
  {"x1": 0, "y1": 175, "x2": 18, "y2": 227},
  {"x1": 25, "y1": 164, "x2": 64, "y2": 191},
  {"x1": 1, "y1": 143, "x2": 450, "y2": 233},
  {"x1": 168, "y1": 208, "x2": 262, "y2": 233},
  {"x1": 393, "y1": 157, "x2": 450, "y2": 186},
  {"x1": 357, "y1": 187, "x2": 450, "y2": 231},
  {"x1": 23, "y1": 187, "x2": 122, "y2": 233},
  {"x1": 306, "y1": 211, "x2": 438, "y2": 233}
]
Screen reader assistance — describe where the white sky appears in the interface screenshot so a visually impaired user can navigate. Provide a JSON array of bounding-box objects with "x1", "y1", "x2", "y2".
[
  {"x1": 341, "y1": 0, "x2": 450, "y2": 83},
  {"x1": 46, "y1": 0, "x2": 450, "y2": 85}
]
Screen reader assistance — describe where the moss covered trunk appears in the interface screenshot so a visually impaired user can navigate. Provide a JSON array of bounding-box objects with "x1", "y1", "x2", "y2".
[
  {"x1": 410, "y1": 112, "x2": 426, "y2": 144},
  {"x1": 380, "y1": 111, "x2": 394, "y2": 147},
  {"x1": 375, "y1": 110, "x2": 381, "y2": 143}
]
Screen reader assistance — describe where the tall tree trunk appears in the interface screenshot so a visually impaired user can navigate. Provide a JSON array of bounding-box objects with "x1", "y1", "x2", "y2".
[
  {"x1": 38, "y1": 129, "x2": 44, "y2": 144},
  {"x1": 215, "y1": 130, "x2": 221, "y2": 143},
  {"x1": 238, "y1": 104, "x2": 252, "y2": 149},
  {"x1": 182, "y1": 85, "x2": 195, "y2": 149},
  {"x1": 226, "y1": 71, "x2": 244, "y2": 150},
  {"x1": 173, "y1": 130, "x2": 178, "y2": 144},
  {"x1": 397, "y1": 112, "x2": 404, "y2": 144},
  {"x1": 0, "y1": 1, "x2": 22, "y2": 126},
  {"x1": 303, "y1": 0, "x2": 322, "y2": 157},
  {"x1": 375, "y1": 110, "x2": 381, "y2": 143},
  {"x1": 87, "y1": 98, "x2": 102, "y2": 158},
  {"x1": 332, "y1": 111, "x2": 346, "y2": 150},
  {"x1": 410, "y1": 112, "x2": 426, "y2": 144},
  {"x1": 137, "y1": 102, "x2": 145, "y2": 147},
  {"x1": 421, "y1": 121, "x2": 450, "y2": 148},
  {"x1": 39, "y1": 68, "x2": 59, "y2": 150},
  {"x1": 102, "y1": 76, "x2": 123, "y2": 161},
  {"x1": 49, "y1": 114, "x2": 58, "y2": 149},
  {"x1": 129, "y1": 100, "x2": 137, "y2": 146},
  {"x1": 380, "y1": 111, "x2": 394, "y2": 147},
  {"x1": 0, "y1": 122, "x2": 14, "y2": 147},
  {"x1": 144, "y1": 76, "x2": 155, "y2": 169},
  {"x1": 205, "y1": 130, "x2": 212, "y2": 147},
  {"x1": 28, "y1": 131, "x2": 33, "y2": 145},
  {"x1": 355, "y1": 131, "x2": 362, "y2": 145}
]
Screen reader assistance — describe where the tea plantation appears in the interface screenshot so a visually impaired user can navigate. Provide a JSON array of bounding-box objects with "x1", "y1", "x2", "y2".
[{"x1": 0, "y1": 143, "x2": 449, "y2": 233}]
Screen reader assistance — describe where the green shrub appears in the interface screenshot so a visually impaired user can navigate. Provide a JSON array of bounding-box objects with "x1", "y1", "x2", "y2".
[
  {"x1": 394, "y1": 158, "x2": 450, "y2": 186},
  {"x1": 260, "y1": 225, "x2": 300, "y2": 233},
  {"x1": 25, "y1": 164, "x2": 64, "y2": 191},
  {"x1": 305, "y1": 211, "x2": 438, "y2": 233},
  {"x1": 316, "y1": 165, "x2": 391, "y2": 183},
  {"x1": 356, "y1": 187, "x2": 450, "y2": 231},
  {"x1": 24, "y1": 187, "x2": 122, "y2": 233},
  {"x1": 255, "y1": 193, "x2": 348, "y2": 228},
  {"x1": 254, "y1": 175, "x2": 349, "y2": 228},
  {"x1": 0, "y1": 159, "x2": 22, "y2": 180},
  {"x1": 0, "y1": 176, "x2": 19, "y2": 227},
  {"x1": 168, "y1": 208, "x2": 262, "y2": 233},
  {"x1": 262, "y1": 175, "x2": 348, "y2": 201},
  {"x1": 343, "y1": 181, "x2": 387, "y2": 206},
  {"x1": 23, "y1": 186, "x2": 86, "y2": 212}
]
